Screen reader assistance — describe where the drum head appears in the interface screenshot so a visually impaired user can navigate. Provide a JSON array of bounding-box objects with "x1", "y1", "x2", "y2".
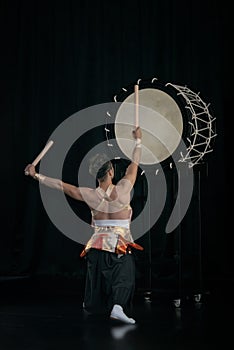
[{"x1": 114, "y1": 88, "x2": 184, "y2": 165}]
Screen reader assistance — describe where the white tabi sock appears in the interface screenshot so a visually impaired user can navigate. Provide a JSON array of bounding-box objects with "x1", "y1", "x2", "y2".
[{"x1": 110, "y1": 304, "x2": 136, "y2": 324}]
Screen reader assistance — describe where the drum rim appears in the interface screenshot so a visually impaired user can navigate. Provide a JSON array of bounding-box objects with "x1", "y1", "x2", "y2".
[{"x1": 108, "y1": 79, "x2": 191, "y2": 169}]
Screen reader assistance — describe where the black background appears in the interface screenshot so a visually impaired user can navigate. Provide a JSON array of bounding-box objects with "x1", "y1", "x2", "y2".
[{"x1": 0, "y1": 0, "x2": 232, "y2": 297}]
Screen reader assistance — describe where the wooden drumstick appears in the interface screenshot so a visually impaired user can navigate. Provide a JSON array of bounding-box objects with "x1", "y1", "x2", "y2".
[
  {"x1": 32, "y1": 140, "x2": 54, "y2": 166},
  {"x1": 25, "y1": 140, "x2": 54, "y2": 175},
  {"x1": 134, "y1": 84, "x2": 139, "y2": 128}
]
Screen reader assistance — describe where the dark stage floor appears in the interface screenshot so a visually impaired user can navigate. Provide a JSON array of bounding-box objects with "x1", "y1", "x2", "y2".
[{"x1": 0, "y1": 276, "x2": 233, "y2": 350}]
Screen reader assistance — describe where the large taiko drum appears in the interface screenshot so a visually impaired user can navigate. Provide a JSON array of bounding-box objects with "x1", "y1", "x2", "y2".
[{"x1": 106, "y1": 78, "x2": 216, "y2": 168}]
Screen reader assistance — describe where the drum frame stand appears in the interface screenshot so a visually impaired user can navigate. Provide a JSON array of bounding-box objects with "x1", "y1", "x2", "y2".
[
  {"x1": 171, "y1": 164, "x2": 205, "y2": 307},
  {"x1": 143, "y1": 163, "x2": 206, "y2": 306}
]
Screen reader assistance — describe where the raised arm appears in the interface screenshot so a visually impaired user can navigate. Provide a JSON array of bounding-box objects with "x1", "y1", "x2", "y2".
[
  {"x1": 122, "y1": 126, "x2": 142, "y2": 186},
  {"x1": 24, "y1": 164, "x2": 85, "y2": 201}
]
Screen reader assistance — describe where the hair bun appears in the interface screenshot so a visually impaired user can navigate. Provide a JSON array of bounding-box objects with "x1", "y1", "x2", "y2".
[{"x1": 88, "y1": 153, "x2": 111, "y2": 179}]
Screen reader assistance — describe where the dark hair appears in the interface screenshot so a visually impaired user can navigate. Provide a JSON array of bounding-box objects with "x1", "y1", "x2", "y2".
[
  {"x1": 89, "y1": 153, "x2": 112, "y2": 180},
  {"x1": 97, "y1": 161, "x2": 112, "y2": 180}
]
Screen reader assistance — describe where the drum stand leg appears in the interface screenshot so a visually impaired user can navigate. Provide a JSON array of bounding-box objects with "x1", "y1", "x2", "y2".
[
  {"x1": 195, "y1": 167, "x2": 203, "y2": 303},
  {"x1": 173, "y1": 166, "x2": 205, "y2": 307},
  {"x1": 143, "y1": 231, "x2": 152, "y2": 302},
  {"x1": 172, "y1": 168, "x2": 182, "y2": 307},
  {"x1": 143, "y1": 183, "x2": 152, "y2": 302}
]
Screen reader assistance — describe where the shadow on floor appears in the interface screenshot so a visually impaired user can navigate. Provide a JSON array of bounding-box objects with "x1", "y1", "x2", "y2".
[{"x1": 0, "y1": 275, "x2": 233, "y2": 350}]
